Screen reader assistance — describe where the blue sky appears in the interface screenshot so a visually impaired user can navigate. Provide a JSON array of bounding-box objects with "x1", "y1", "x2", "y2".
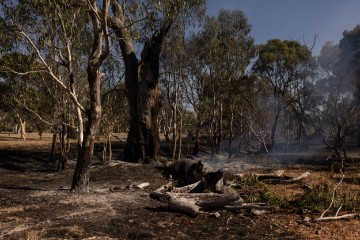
[{"x1": 206, "y1": 0, "x2": 360, "y2": 55}]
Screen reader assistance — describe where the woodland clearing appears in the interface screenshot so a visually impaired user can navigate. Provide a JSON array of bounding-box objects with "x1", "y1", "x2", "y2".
[{"x1": 0, "y1": 133, "x2": 360, "y2": 240}]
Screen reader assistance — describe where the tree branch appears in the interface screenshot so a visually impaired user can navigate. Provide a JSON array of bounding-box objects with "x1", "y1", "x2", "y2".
[{"x1": 18, "y1": 31, "x2": 86, "y2": 113}]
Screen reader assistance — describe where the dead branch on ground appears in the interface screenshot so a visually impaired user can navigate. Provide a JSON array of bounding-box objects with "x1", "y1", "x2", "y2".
[
  {"x1": 316, "y1": 158, "x2": 359, "y2": 221},
  {"x1": 234, "y1": 170, "x2": 310, "y2": 184}
]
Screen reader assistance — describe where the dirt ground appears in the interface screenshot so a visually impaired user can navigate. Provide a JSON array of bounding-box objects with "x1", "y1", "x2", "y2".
[{"x1": 1, "y1": 133, "x2": 360, "y2": 240}]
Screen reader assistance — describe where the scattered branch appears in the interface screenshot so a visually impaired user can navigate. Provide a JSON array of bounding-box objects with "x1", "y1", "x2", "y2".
[
  {"x1": 316, "y1": 158, "x2": 359, "y2": 221},
  {"x1": 315, "y1": 213, "x2": 359, "y2": 221}
]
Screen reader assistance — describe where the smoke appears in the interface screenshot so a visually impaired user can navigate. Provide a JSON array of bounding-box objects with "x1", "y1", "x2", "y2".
[{"x1": 190, "y1": 152, "x2": 287, "y2": 173}]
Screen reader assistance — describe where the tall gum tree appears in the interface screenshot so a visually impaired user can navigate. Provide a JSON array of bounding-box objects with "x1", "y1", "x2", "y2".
[
  {"x1": 1, "y1": 0, "x2": 111, "y2": 192},
  {"x1": 108, "y1": 0, "x2": 205, "y2": 163},
  {"x1": 183, "y1": 9, "x2": 255, "y2": 157},
  {"x1": 71, "y1": 0, "x2": 110, "y2": 192},
  {"x1": 0, "y1": 0, "x2": 89, "y2": 163},
  {"x1": 253, "y1": 39, "x2": 311, "y2": 152}
]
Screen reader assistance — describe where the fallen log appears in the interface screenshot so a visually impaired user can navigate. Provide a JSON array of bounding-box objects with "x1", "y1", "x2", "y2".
[
  {"x1": 168, "y1": 197, "x2": 200, "y2": 217},
  {"x1": 169, "y1": 188, "x2": 239, "y2": 208},
  {"x1": 235, "y1": 170, "x2": 310, "y2": 184},
  {"x1": 235, "y1": 170, "x2": 284, "y2": 181},
  {"x1": 166, "y1": 189, "x2": 239, "y2": 216},
  {"x1": 265, "y1": 171, "x2": 310, "y2": 184},
  {"x1": 225, "y1": 202, "x2": 272, "y2": 212},
  {"x1": 284, "y1": 172, "x2": 310, "y2": 183},
  {"x1": 150, "y1": 170, "x2": 240, "y2": 216}
]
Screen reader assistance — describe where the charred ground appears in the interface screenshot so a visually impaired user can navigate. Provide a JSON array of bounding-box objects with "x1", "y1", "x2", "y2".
[{"x1": 1, "y1": 133, "x2": 360, "y2": 240}]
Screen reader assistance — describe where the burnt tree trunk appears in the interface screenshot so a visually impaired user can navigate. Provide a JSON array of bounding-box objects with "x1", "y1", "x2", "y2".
[
  {"x1": 109, "y1": 2, "x2": 171, "y2": 162},
  {"x1": 71, "y1": 0, "x2": 110, "y2": 192},
  {"x1": 58, "y1": 119, "x2": 68, "y2": 171},
  {"x1": 71, "y1": 106, "x2": 101, "y2": 192},
  {"x1": 50, "y1": 132, "x2": 57, "y2": 162},
  {"x1": 71, "y1": 66, "x2": 104, "y2": 192},
  {"x1": 131, "y1": 26, "x2": 172, "y2": 163}
]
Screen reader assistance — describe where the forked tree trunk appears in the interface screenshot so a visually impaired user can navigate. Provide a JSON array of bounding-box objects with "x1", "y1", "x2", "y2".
[
  {"x1": 19, "y1": 119, "x2": 26, "y2": 141},
  {"x1": 71, "y1": 0, "x2": 110, "y2": 192},
  {"x1": 110, "y1": 6, "x2": 171, "y2": 162}
]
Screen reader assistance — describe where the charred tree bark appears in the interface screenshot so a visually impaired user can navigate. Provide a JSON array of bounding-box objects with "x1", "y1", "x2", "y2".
[
  {"x1": 109, "y1": 2, "x2": 171, "y2": 162},
  {"x1": 135, "y1": 27, "x2": 171, "y2": 162},
  {"x1": 71, "y1": 106, "x2": 101, "y2": 192},
  {"x1": 71, "y1": 0, "x2": 110, "y2": 192},
  {"x1": 50, "y1": 131, "x2": 57, "y2": 162},
  {"x1": 58, "y1": 119, "x2": 68, "y2": 171},
  {"x1": 71, "y1": 64, "x2": 105, "y2": 191}
]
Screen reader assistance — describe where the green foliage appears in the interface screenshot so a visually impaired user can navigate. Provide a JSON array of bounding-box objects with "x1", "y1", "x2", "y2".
[
  {"x1": 291, "y1": 181, "x2": 360, "y2": 212},
  {"x1": 341, "y1": 190, "x2": 360, "y2": 211},
  {"x1": 291, "y1": 182, "x2": 332, "y2": 212},
  {"x1": 254, "y1": 39, "x2": 312, "y2": 78},
  {"x1": 236, "y1": 174, "x2": 285, "y2": 206},
  {"x1": 258, "y1": 191, "x2": 287, "y2": 207},
  {"x1": 236, "y1": 176, "x2": 360, "y2": 212},
  {"x1": 0, "y1": 52, "x2": 55, "y2": 127}
]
